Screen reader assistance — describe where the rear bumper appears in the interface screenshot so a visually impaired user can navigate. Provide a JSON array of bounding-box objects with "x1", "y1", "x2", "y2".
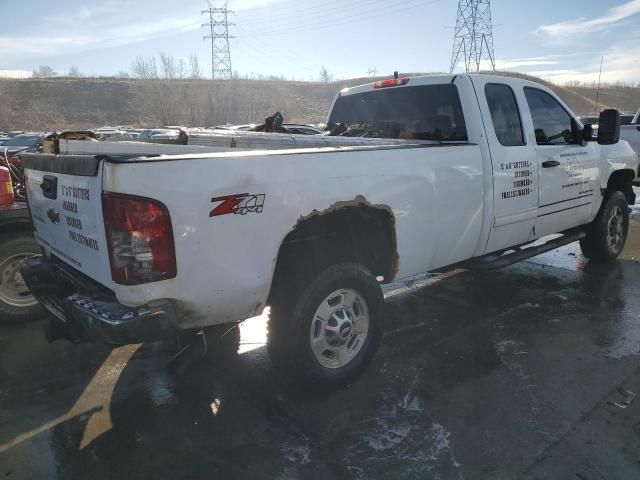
[{"x1": 21, "y1": 256, "x2": 178, "y2": 345}]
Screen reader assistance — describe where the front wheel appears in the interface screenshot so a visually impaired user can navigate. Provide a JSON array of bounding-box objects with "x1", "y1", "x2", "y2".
[
  {"x1": 268, "y1": 263, "x2": 383, "y2": 390},
  {"x1": 580, "y1": 191, "x2": 629, "y2": 262}
]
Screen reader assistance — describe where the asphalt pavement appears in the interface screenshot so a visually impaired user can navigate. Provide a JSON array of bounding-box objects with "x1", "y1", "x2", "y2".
[{"x1": 2, "y1": 218, "x2": 640, "y2": 479}]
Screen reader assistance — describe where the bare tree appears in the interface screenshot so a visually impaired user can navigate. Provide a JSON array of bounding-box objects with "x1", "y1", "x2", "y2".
[
  {"x1": 32, "y1": 65, "x2": 56, "y2": 78},
  {"x1": 68, "y1": 66, "x2": 81, "y2": 77},
  {"x1": 177, "y1": 58, "x2": 186, "y2": 79},
  {"x1": 131, "y1": 56, "x2": 158, "y2": 79},
  {"x1": 159, "y1": 52, "x2": 176, "y2": 80},
  {"x1": 189, "y1": 54, "x2": 201, "y2": 79},
  {"x1": 319, "y1": 66, "x2": 333, "y2": 84}
]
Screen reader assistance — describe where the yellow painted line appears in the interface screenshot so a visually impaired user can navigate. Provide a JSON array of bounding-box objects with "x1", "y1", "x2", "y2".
[{"x1": 0, "y1": 344, "x2": 141, "y2": 454}]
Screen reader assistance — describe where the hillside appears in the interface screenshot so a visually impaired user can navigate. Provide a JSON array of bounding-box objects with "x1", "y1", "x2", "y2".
[{"x1": 0, "y1": 72, "x2": 638, "y2": 131}]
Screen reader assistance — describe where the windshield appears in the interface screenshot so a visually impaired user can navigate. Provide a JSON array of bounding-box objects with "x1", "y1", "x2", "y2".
[
  {"x1": 3, "y1": 135, "x2": 40, "y2": 147},
  {"x1": 328, "y1": 84, "x2": 468, "y2": 141}
]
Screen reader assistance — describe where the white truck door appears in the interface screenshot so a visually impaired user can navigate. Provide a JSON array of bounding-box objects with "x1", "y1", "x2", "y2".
[
  {"x1": 522, "y1": 87, "x2": 599, "y2": 237},
  {"x1": 472, "y1": 79, "x2": 539, "y2": 254}
]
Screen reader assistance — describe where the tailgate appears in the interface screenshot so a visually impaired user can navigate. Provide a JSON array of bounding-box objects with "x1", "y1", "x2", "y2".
[{"x1": 22, "y1": 154, "x2": 112, "y2": 285}]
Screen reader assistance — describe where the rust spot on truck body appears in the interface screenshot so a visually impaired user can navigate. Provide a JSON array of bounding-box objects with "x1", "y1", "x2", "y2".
[{"x1": 283, "y1": 195, "x2": 399, "y2": 283}]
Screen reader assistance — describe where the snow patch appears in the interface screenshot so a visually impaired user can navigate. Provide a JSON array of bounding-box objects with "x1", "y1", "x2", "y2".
[{"x1": 282, "y1": 436, "x2": 311, "y2": 465}]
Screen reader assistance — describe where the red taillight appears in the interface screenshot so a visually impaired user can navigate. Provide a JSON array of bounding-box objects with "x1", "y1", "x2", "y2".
[
  {"x1": 373, "y1": 77, "x2": 410, "y2": 89},
  {"x1": 102, "y1": 192, "x2": 176, "y2": 285},
  {"x1": 0, "y1": 166, "x2": 14, "y2": 206},
  {"x1": 6, "y1": 155, "x2": 19, "y2": 165}
]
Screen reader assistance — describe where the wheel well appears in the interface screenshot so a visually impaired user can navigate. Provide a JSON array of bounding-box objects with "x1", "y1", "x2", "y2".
[
  {"x1": 606, "y1": 169, "x2": 636, "y2": 204},
  {"x1": 269, "y1": 205, "x2": 397, "y2": 300}
]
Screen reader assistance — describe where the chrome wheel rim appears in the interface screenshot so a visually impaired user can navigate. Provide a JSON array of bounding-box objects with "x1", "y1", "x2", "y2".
[
  {"x1": 309, "y1": 288, "x2": 369, "y2": 369},
  {"x1": 607, "y1": 205, "x2": 625, "y2": 253},
  {"x1": 0, "y1": 253, "x2": 38, "y2": 308}
]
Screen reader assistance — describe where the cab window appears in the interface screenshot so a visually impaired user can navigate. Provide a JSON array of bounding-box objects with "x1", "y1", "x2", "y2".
[
  {"x1": 485, "y1": 84, "x2": 525, "y2": 146},
  {"x1": 524, "y1": 87, "x2": 576, "y2": 145},
  {"x1": 328, "y1": 84, "x2": 468, "y2": 141}
]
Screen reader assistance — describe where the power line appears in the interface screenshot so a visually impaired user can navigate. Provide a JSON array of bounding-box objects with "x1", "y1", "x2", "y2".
[
  {"x1": 450, "y1": 0, "x2": 496, "y2": 73},
  {"x1": 236, "y1": 25, "x2": 319, "y2": 73},
  {"x1": 238, "y1": 0, "x2": 396, "y2": 24},
  {"x1": 244, "y1": 0, "x2": 444, "y2": 37},
  {"x1": 202, "y1": 1, "x2": 235, "y2": 80}
]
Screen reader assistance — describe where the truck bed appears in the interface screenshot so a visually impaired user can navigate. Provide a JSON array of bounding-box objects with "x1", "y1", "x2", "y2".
[{"x1": 54, "y1": 129, "x2": 435, "y2": 156}]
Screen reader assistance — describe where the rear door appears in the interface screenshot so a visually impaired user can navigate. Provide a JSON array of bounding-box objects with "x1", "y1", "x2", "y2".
[
  {"x1": 24, "y1": 155, "x2": 111, "y2": 284},
  {"x1": 471, "y1": 78, "x2": 539, "y2": 253},
  {"x1": 522, "y1": 87, "x2": 599, "y2": 237}
]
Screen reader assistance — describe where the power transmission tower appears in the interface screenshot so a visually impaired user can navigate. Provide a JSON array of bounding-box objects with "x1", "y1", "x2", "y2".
[
  {"x1": 449, "y1": 0, "x2": 496, "y2": 73},
  {"x1": 202, "y1": 1, "x2": 235, "y2": 80},
  {"x1": 367, "y1": 67, "x2": 378, "y2": 77}
]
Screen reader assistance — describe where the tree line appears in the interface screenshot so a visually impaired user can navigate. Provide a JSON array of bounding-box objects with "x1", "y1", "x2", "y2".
[{"x1": 30, "y1": 53, "x2": 335, "y2": 84}]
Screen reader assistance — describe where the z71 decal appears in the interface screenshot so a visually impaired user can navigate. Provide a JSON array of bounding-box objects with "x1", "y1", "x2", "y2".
[{"x1": 210, "y1": 193, "x2": 266, "y2": 217}]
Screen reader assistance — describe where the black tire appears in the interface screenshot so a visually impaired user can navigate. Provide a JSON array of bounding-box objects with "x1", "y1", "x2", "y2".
[
  {"x1": 580, "y1": 191, "x2": 629, "y2": 263},
  {"x1": 0, "y1": 232, "x2": 44, "y2": 325},
  {"x1": 268, "y1": 263, "x2": 383, "y2": 390}
]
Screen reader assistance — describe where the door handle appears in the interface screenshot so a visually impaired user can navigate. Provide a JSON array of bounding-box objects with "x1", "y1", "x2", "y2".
[{"x1": 542, "y1": 160, "x2": 560, "y2": 168}]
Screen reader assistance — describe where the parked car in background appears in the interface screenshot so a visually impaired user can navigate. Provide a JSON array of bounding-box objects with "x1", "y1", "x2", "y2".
[
  {"x1": 620, "y1": 107, "x2": 640, "y2": 161},
  {"x1": 212, "y1": 123, "x2": 321, "y2": 134},
  {"x1": 2, "y1": 132, "x2": 45, "y2": 156},
  {"x1": 212, "y1": 124, "x2": 255, "y2": 131},
  {"x1": 282, "y1": 124, "x2": 323, "y2": 135},
  {"x1": 91, "y1": 129, "x2": 134, "y2": 140},
  {"x1": 137, "y1": 128, "x2": 180, "y2": 140},
  {"x1": 621, "y1": 113, "x2": 636, "y2": 125}
]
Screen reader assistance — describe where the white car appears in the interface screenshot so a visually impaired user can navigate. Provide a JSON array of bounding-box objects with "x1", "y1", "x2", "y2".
[{"x1": 21, "y1": 74, "x2": 638, "y2": 389}]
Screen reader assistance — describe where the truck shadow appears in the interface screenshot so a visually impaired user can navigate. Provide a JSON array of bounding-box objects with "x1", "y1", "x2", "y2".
[{"x1": 12, "y1": 256, "x2": 639, "y2": 480}]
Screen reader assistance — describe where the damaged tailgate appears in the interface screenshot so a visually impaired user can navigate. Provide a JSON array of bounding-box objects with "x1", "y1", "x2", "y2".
[{"x1": 21, "y1": 154, "x2": 113, "y2": 286}]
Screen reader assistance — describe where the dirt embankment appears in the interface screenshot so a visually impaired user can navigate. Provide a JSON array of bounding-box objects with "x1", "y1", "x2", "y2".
[{"x1": 0, "y1": 73, "x2": 637, "y2": 131}]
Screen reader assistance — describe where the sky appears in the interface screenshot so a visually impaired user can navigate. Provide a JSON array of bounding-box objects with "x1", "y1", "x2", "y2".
[{"x1": 0, "y1": 0, "x2": 639, "y2": 84}]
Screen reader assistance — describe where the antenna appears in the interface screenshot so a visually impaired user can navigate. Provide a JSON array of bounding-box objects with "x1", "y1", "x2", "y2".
[
  {"x1": 594, "y1": 55, "x2": 604, "y2": 117},
  {"x1": 450, "y1": 0, "x2": 496, "y2": 73},
  {"x1": 202, "y1": 1, "x2": 235, "y2": 80}
]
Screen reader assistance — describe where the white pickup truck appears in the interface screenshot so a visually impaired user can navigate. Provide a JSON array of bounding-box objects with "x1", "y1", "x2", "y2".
[{"x1": 20, "y1": 74, "x2": 638, "y2": 388}]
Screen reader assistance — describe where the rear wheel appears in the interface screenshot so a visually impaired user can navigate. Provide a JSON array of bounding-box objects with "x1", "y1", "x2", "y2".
[
  {"x1": 268, "y1": 263, "x2": 382, "y2": 390},
  {"x1": 0, "y1": 232, "x2": 44, "y2": 324},
  {"x1": 580, "y1": 191, "x2": 629, "y2": 262}
]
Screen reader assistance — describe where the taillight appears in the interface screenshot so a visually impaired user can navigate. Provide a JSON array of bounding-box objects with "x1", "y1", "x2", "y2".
[
  {"x1": 6, "y1": 155, "x2": 19, "y2": 165},
  {"x1": 102, "y1": 192, "x2": 176, "y2": 285},
  {"x1": 0, "y1": 166, "x2": 14, "y2": 206},
  {"x1": 373, "y1": 77, "x2": 410, "y2": 89}
]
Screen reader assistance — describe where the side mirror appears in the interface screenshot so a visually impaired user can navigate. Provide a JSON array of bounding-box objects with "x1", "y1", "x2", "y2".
[
  {"x1": 597, "y1": 109, "x2": 620, "y2": 145},
  {"x1": 582, "y1": 123, "x2": 594, "y2": 143}
]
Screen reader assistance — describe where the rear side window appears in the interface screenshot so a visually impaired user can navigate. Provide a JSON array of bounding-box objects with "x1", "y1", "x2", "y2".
[
  {"x1": 485, "y1": 84, "x2": 524, "y2": 146},
  {"x1": 524, "y1": 87, "x2": 576, "y2": 145},
  {"x1": 328, "y1": 84, "x2": 468, "y2": 141}
]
